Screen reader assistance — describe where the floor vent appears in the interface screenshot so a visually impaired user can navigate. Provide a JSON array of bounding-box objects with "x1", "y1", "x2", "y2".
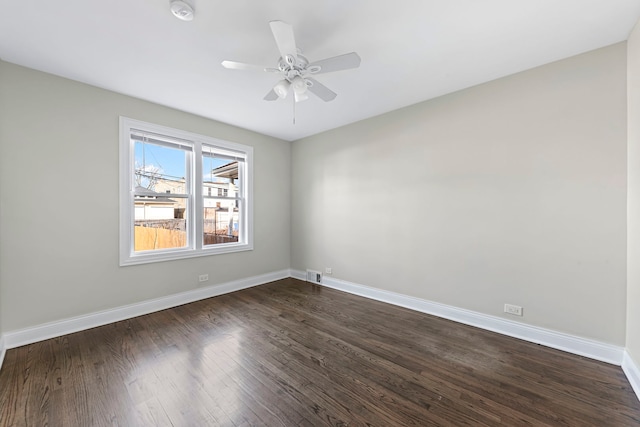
[{"x1": 306, "y1": 269, "x2": 322, "y2": 284}]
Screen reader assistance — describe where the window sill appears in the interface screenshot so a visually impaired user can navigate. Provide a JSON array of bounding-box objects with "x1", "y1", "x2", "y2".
[{"x1": 119, "y1": 242, "x2": 254, "y2": 266}]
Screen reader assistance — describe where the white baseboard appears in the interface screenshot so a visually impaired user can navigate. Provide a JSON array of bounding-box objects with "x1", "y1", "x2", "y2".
[
  {"x1": 290, "y1": 270, "x2": 624, "y2": 365},
  {"x1": 3, "y1": 269, "x2": 290, "y2": 350},
  {"x1": 291, "y1": 269, "x2": 306, "y2": 281},
  {"x1": 623, "y1": 351, "x2": 640, "y2": 402}
]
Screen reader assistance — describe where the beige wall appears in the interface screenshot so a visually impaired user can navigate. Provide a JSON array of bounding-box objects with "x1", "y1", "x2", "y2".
[
  {"x1": 0, "y1": 61, "x2": 291, "y2": 332},
  {"x1": 291, "y1": 43, "x2": 628, "y2": 345},
  {"x1": 628, "y1": 21, "x2": 640, "y2": 364}
]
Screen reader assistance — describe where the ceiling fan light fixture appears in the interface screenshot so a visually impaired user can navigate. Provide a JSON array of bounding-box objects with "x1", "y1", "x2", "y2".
[
  {"x1": 292, "y1": 76, "x2": 307, "y2": 93},
  {"x1": 170, "y1": 0, "x2": 194, "y2": 21},
  {"x1": 292, "y1": 76, "x2": 309, "y2": 102},
  {"x1": 294, "y1": 91, "x2": 309, "y2": 103},
  {"x1": 274, "y1": 80, "x2": 290, "y2": 99}
]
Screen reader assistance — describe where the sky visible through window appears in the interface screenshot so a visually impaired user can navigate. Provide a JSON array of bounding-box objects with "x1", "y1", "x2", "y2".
[{"x1": 134, "y1": 141, "x2": 229, "y2": 188}]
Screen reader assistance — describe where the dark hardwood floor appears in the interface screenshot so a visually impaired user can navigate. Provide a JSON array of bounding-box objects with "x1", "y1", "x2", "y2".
[{"x1": 1, "y1": 278, "x2": 639, "y2": 426}]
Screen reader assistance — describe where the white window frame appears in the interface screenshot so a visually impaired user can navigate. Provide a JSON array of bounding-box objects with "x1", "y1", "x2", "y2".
[{"x1": 119, "y1": 117, "x2": 253, "y2": 266}]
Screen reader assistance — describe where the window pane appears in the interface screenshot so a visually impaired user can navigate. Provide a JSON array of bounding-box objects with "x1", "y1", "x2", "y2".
[
  {"x1": 203, "y1": 199, "x2": 240, "y2": 246},
  {"x1": 133, "y1": 140, "x2": 189, "y2": 252},
  {"x1": 134, "y1": 202, "x2": 188, "y2": 251},
  {"x1": 202, "y1": 150, "x2": 241, "y2": 198},
  {"x1": 134, "y1": 140, "x2": 187, "y2": 195}
]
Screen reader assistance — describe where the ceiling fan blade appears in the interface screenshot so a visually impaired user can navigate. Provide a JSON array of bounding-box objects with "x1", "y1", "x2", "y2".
[
  {"x1": 269, "y1": 21, "x2": 298, "y2": 64},
  {"x1": 306, "y1": 78, "x2": 337, "y2": 102},
  {"x1": 264, "y1": 89, "x2": 279, "y2": 101},
  {"x1": 308, "y1": 52, "x2": 361, "y2": 74},
  {"x1": 222, "y1": 61, "x2": 280, "y2": 73},
  {"x1": 221, "y1": 60, "x2": 269, "y2": 71}
]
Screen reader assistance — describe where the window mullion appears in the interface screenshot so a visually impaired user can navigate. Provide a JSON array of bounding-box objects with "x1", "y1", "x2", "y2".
[
  {"x1": 237, "y1": 161, "x2": 245, "y2": 199},
  {"x1": 193, "y1": 142, "x2": 203, "y2": 251}
]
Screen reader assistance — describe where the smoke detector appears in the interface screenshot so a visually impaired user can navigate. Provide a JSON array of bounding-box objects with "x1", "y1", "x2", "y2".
[{"x1": 170, "y1": 0, "x2": 194, "y2": 21}]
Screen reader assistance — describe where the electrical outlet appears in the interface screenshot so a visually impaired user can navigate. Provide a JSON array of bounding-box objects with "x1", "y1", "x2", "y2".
[
  {"x1": 198, "y1": 274, "x2": 209, "y2": 282},
  {"x1": 325, "y1": 267, "x2": 332, "y2": 275},
  {"x1": 504, "y1": 304, "x2": 523, "y2": 316}
]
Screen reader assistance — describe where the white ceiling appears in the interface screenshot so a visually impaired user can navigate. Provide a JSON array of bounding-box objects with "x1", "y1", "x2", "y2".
[{"x1": 1, "y1": 1, "x2": 639, "y2": 141}]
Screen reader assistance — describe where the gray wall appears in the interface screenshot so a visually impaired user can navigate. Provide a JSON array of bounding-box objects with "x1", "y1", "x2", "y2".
[
  {"x1": 628, "y1": 21, "x2": 640, "y2": 365},
  {"x1": 0, "y1": 61, "x2": 291, "y2": 332},
  {"x1": 0, "y1": 40, "x2": 632, "y2": 351},
  {"x1": 291, "y1": 43, "x2": 628, "y2": 345}
]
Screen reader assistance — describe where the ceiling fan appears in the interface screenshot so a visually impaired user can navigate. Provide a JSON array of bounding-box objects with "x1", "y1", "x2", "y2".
[{"x1": 222, "y1": 20, "x2": 361, "y2": 103}]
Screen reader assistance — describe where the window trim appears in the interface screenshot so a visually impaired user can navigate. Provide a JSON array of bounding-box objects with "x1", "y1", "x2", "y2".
[{"x1": 119, "y1": 117, "x2": 253, "y2": 266}]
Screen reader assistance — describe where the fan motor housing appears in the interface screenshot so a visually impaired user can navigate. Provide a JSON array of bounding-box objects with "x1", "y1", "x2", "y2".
[{"x1": 278, "y1": 54, "x2": 309, "y2": 73}]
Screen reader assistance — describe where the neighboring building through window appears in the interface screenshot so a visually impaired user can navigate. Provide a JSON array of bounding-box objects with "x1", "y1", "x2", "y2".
[{"x1": 119, "y1": 117, "x2": 253, "y2": 265}]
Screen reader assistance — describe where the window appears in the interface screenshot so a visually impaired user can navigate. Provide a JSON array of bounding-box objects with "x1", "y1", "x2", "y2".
[{"x1": 119, "y1": 117, "x2": 253, "y2": 265}]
